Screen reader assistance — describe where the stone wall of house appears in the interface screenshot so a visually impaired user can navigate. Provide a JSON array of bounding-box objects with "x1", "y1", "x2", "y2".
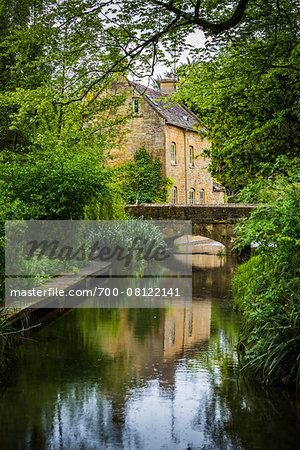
[
  {"x1": 166, "y1": 125, "x2": 224, "y2": 204},
  {"x1": 104, "y1": 80, "x2": 224, "y2": 205},
  {"x1": 107, "y1": 81, "x2": 166, "y2": 174}
]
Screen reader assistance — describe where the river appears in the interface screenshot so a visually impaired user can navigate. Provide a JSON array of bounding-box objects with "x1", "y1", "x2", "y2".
[{"x1": 0, "y1": 255, "x2": 299, "y2": 449}]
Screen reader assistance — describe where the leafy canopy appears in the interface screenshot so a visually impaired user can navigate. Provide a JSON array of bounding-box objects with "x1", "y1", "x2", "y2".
[
  {"x1": 2, "y1": 1, "x2": 282, "y2": 100},
  {"x1": 174, "y1": 0, "x2": 299, "y2": 193}
]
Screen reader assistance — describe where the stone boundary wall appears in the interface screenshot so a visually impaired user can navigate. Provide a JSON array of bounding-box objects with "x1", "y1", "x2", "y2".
[{"x1": 125, "y1": 204, "x2": 257, "y2": 222}]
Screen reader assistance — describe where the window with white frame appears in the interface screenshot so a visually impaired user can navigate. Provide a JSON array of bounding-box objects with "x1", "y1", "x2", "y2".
[
  {"x1": 132, "y1": 97, "x2": 141, "y2": 115},
  {"x1": 199, "y1": 189, "x2": 204, "y2": 204},
  {"x1": 171, "y1": 142, "x2": 176, "y2": 164},
  {"x1": 189, "y1": 188, "x2": 195, "y2": 204},
  {"x1": 189, "y1": 145, "x2": 194, "y2": 166},
  {"x1": 171, "y1": 186, "x2": 177, "y2": 204}
]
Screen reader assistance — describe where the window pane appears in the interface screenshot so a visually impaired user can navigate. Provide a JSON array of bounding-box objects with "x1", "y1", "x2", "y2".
[
  {"x1": 189, "y1": 146, "x2": 194, "y2": 165},
  {"x1": 189, "y1": 188, "x2": 195, "y2": 204},
  {"x1": 132, "y1": 98, "x2": 140, "y2": 114},
  {"x1": 171, "y1": 142, "x2": 176, "y2": 163},
  {"x1": 172, "y1": 186, "x2": 177, "y2": 204},
  {"x1": 199, "y1": 189, "x2": 204, "y2": 204}
]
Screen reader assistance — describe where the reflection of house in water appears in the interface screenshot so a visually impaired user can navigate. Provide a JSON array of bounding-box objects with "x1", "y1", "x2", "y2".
[
  {"x1": 95, "y1": 256, "x2": 237, "y2": 395},
  {"x1": 163, "y1": 301, "x2": 211, "y2": 361},
  {"x1": 192, "y1": 254, "x2": 225, "y2": 269},
  {"x1": 99, "y1": 300, "x2": 211, "y2": 387}
]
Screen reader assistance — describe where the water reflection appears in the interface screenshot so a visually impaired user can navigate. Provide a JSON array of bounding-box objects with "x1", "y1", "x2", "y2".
[
  {"x1": 0, "y1": 258, "x2": 299, "y2": 449},
  {"x1": 175, "y1": 235, "x2": 226, "y2": 256}
]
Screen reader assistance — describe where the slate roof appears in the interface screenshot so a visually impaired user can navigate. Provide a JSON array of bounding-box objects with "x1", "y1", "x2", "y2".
[{"x1": 129, "y1": 81, "x2": 205, "y2": 132}]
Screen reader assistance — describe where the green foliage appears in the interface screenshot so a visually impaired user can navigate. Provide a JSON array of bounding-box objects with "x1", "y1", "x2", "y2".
[
  {"x1": 89, "y1": 218, "x2": 167, "y2": 275},
  {"x1": 117, "y1": 148, "x2": 173, "y2": 204},
  {"x1": 233, "y1": 179, "x2": 300, "y2": 386},
  {"x1": 0, "y1": 1, "x2": 129, "y2": 309},
  {"x1": 0, "y1": 146, "x2": 124, "y2": 220},
  {"x1": 0, "y1": 9, "x2": 129, "y2": 220},
  {"x1": 237, "y1": 156, "x2": 300, "y2": 203},
  {"x1": 0, "y1": 146, "x2": 126, "y2": 302},
  {"x1": 0, "y1": 0, "x2": 128, "y2": 224},
  {"x1": 0, "y1": 308, "x2": 21, "y2": 373},
  {"x1": 175, "y1": 0, "x2": 299, "y2": 195}
]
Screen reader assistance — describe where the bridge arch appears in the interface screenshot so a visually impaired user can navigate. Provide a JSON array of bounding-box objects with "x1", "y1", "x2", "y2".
[{"x1": 125, "y1": 204, "x2": 256, "y2": 253}]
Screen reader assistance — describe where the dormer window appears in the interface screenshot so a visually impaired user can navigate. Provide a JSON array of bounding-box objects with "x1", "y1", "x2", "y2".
[
  {"x1": 132, "y1": 97, "x2": 141, "y2": 115},
  {"x1": 171, "y1": 142, "x2": 176, "y2": 164},
  {"x1": 189, "y1": 145, "x2": 194, "y2": 166}
]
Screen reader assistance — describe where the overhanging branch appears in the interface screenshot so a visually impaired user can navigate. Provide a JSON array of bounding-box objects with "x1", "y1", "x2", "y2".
[{"x1": 153, "y1": 0, "x2": 251, "y2": 34}]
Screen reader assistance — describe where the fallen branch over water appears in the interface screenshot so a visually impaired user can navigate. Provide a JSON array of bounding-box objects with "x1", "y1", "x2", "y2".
[{"x1": 1, "y1": 323, "x2": 42, "y2": 336}]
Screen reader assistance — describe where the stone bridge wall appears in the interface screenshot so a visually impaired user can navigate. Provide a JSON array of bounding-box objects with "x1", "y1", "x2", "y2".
[{"x1": 125, "y1": 204, "x2": 257, "y2": 252}]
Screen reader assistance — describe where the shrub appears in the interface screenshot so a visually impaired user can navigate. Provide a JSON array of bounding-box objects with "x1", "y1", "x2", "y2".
[
  {"x1": 0, "y1": 144, "x2": 127, "y2": 304},
  {"x1": 233, "y1": 181, "x2": 300, "y2": 386},
  {"x1": 117, "y1": 147, "x2": 173, "y2": 204}
]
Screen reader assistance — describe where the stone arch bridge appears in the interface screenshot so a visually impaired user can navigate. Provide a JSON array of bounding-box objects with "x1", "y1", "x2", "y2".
[{"x1": 125, "y1": 204, "x2": 257, "y2": 252}]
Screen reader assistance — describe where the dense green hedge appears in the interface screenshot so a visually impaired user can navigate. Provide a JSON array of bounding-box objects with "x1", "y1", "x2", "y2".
[{"x1": 233, "y1": 180, "x2": 300, "y2": 386}]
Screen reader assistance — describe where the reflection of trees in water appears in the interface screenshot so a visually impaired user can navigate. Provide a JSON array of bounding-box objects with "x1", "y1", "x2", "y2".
[
  {"x1": 188, "y1": 301, "x2": 300, "y2": 450},
  {"x1": 192, "y1": 368, "x2": 300, "y2": 450},
  {"x1": 14, "y1": 263, "x2": 232, "y2": 446},
  {"x1": 127, "y1": 308, "x2": 162, "y2": 342},
  {"x1": 188, "y1": 300, "x2": 243, "y2": 448}
]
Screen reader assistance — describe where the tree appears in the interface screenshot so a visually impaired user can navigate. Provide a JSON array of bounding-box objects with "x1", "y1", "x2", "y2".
[
  {"x1": 0, "y1": 0, "x2": 50, "y2": 151},
  {"x1": 174, "y1": 0, "x2": 299, "y2": 193},
  {"x1": 0, "y1": 0, "x2": 130, "y2": 221},
  {"x1": 3, "y1": 1, "x2": 297, "y2": 196},
  {"x1": 2, "y1": 1, "x2": 278, "y2": 103}
]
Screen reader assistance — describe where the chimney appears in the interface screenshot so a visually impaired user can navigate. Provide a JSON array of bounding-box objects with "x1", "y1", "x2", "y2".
[{"x1": 160, "y1": 78, "x2": 177, "y2": 96}]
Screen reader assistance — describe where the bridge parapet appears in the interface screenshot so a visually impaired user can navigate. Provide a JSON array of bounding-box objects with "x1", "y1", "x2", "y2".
[{"x1": 125, "y1": 204, "x2": 258, "y2": 252}]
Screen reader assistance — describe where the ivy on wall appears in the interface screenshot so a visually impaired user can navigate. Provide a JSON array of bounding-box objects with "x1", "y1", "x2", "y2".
[{"x1": 117, "y1": 147, "x2": 173, "y2": 204}]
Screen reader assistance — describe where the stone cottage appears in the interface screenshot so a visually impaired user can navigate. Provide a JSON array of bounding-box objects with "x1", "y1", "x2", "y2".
[{"x1": 108, "y1": 78, "x2": 224, "y2": 204}]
